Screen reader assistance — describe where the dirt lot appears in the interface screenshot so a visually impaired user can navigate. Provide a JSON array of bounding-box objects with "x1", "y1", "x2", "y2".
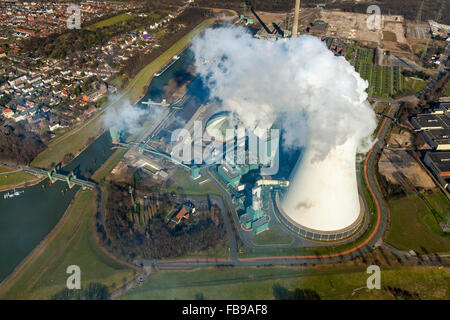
[
  {"x1": 378, "y1": 132, "x2": 435, "y2": 189},
  {"x1": 378, "y1": 149, "x2": 435, "y2": 189},
  {"x1": 406, "y1": 22, "x2": 431, "y2": 40},
  {"x1": 320, "y1": 11, "x2": 382, "y2": 43},
  {"x1": 384, "y1": 16, "x2": 408, "y2": 44},
  {"x1": 319, "y1": 11, "x2": 411, "y2": 55}
]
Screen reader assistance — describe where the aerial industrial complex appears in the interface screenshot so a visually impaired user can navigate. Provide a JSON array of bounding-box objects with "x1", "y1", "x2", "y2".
[
  {"x1": 105, "y1": 0, "x2": 370, "y2": 241},
  {"x1": 1, "y1": 0, "x2": 450, "y2": 303}
]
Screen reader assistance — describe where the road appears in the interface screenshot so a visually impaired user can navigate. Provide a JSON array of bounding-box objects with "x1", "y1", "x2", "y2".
[
  {"x1": 137, "y1": 57, "x2": 450, "y2": 269},
  {"x1": 0, "y1": 161, "x2": 96, "y2": 190}
]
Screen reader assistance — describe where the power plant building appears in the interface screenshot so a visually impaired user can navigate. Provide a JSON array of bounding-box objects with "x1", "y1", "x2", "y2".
[
  {"x1": 239, "y1": 186, "x2": 269, "y2": 234},
  {"x1": 110, "y1": 128, "x2": 120, "y2": 144}
]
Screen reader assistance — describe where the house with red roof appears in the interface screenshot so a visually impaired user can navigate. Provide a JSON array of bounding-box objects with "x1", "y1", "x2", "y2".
[{"x1": 2, "y1": 108, "x2": 14, "y2": 118}]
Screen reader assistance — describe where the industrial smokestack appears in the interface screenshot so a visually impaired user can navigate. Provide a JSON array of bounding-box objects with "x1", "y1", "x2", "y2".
[{"x1": 292, "y1": 0, "x2": 300, "y2": 37}]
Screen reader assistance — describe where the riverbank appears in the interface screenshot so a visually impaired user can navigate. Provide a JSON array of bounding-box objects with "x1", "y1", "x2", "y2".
[
  {"x1": 30, "y1": 18, "x2": 215, "y2": 170},
  {"x1": 0, "y1": 18, "x2": 216, "y2": 299},
  {"x1": 0, "y1": 172, "x2": 44, "y2": 192},
  {"x1": 0, "y1": 189, "x2": 135, "y2": 299}
]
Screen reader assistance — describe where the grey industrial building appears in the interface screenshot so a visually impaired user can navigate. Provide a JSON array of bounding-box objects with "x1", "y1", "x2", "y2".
[
  {"x1": 411, "y1": 103, "x2": 450, "y2": 150},
  {"x1": 424, "y1": 151, "x2": 450, "y2": 191}
]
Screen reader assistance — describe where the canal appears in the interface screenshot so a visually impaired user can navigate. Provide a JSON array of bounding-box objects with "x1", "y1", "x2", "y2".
[
  {"x1": 0, "y1": 131, "x2": 116, "y2": 282},
  {"x1": 0, "y1": 46, "x2": 200, "y2": 283}
]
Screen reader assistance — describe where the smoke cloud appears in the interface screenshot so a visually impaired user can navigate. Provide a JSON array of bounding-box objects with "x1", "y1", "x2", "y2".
[
  {"x1": 191, "y1": 27, "x2": 376, "y2": 161},
  {"x1": 102, "y1": 96, "x2": 159, "y2": 133},
  {"x1": 192, "y1": 27, "x2": 377, "y2": 232}
]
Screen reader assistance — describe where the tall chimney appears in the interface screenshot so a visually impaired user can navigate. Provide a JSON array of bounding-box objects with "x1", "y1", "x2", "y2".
[{"x1": 292, "y1": 0, "x2": 300, "y2": 37}]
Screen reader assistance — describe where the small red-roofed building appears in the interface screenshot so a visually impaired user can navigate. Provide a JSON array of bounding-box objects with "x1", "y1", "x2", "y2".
[{"x1": 2, "y1": 108, "x2": 14, "y2": 118}]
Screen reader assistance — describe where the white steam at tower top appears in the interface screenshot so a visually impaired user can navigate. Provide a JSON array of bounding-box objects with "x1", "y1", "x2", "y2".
[
  {"x1": 192, "y1": 27, "x2": 376, "y2": 161},
  {"x1": 191, "y1": 27, "x2": 376, "y2": 232}
]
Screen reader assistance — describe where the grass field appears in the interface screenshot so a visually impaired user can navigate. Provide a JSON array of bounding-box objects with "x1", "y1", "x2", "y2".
[
  {"x1": 0, "y1": 190, "x2": 135, "y2": 299},
  {"x1": 0, "y1": 165, "x2": 13, "y2": 173},
  {"x1": 30, "y1": 18, "x2": 215, "y2": 170},
  {"x1": 91, "y1": 148, "x2": 128, "y2": 183},
  {"x1": 121, "y1": 265, "x2": 450, "y2": 300},
  {"x1": 404, "y1": 77, "x2": 427, "y2": 92},
  {"x1": 85, "y1": 13, "x2": 133, "y2": 31},
  {"x1": 252, "y1": 226, "x2": 293, "y2": 245},
  {"x1": 165, "y1": 167, "x2": 223, "y2": 196},
  {"x1": 354, "y1": 48, "x2": 396, "y2": 98},
  {"x1": 385, "y1": 190, "x2": 450, "y2": 254},
  {"x1": 0, "y1": 170, "x2": 41, "y2": 191}
]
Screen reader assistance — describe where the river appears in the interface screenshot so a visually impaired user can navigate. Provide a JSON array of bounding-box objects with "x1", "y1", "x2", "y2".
[
  {"x1": 0, "y1": 46, "x2": 198, "y2": 283},
  {"x1": 0, "y1": 131, "x2": 117, "y2": 282}
]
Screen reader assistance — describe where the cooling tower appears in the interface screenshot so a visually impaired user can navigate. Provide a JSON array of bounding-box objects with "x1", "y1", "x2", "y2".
[{"x1": 281, "y1": 137, "x2": 363, "y2": 239}]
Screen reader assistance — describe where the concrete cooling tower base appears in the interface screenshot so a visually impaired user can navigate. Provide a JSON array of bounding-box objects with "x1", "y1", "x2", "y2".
[
  {"x1": 275, "y1": 193, "x2": 365, "y2": 241},
  {"x1": 277, "y1": 138, "x2": 365, "y2": 241}
]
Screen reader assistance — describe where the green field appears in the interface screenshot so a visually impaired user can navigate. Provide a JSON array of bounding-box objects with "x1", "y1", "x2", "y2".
[
  {"x1": 30, "y1": 18, "x2": 215, "y2": 170},
  {"x1": 165, "y1": 167, "x2": 223, "y2": 196},
  {"x1": 121, "y1": 265, "x2": 450, "y2": 300},
  {"x1": 91, "y1": 148, "x2": 127, "y2": 182},
  {"x1": 0, "y1": 165, "x2": 12, "y2": 173},
  {"x1": 404, "y1": 77, "x2": 427, "y2": 92},
  {"x1": 0, "y1": 190, "x2": 135, "y2": 299},
  {"x1": 252, "y1": 226, "x2": 293, "y2": 245},
  {"x1": 385, "y1": 190, "x2": 450, "y2": 254},
  {"x1": 85, "y1": 13, "x2": 133, "y2": 31},
  {"x1": 393, "y1": 67, "x2": 405, "y2": 94},
  {"x1": 0, "y1": 170, "x2": 40, "y2": 191},
  {"x1": 354, "y1": 48, "x2": 400, "y2": 98}
]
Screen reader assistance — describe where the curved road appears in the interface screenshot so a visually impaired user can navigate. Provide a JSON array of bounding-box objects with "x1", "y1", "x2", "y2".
[
  {"x1": 146, "y1": 67, "x2": 450, "y2": 268},
  {"x1": 136, "y1": 101, "x2": 399, "y2": 269}
]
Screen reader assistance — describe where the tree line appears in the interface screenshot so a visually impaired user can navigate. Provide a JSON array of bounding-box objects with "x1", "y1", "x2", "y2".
[
  {"x1": 122, "y1": 7, "x2": 213, "y2": 79},
  {"x1": 0, "y1": 123, "x2": 46, "y2": 165},
  {"x1": 101, "y1": 181, "x2": 227, "y2": 262}
]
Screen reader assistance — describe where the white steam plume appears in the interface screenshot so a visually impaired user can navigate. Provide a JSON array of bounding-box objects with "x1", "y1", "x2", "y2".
[
  {"x1": 102, "y1": 96, "x2": 158, "y2": 133},
  {"x1": 192, "y1": 27, "x2": 376, "y2": 160},
  {"x1": 192, "y1": 27, "x2": 377, "y2": 232}
]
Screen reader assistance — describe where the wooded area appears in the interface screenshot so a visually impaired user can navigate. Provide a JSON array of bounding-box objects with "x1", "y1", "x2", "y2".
[
  {"x1": 0, "y1": 123, "x2": 46, "y2": 164},
  {"x1": 122, "y1": 7, "x2": 213, "y2": 79},
  {"x1": 102, "y1": 182, "x2": 227, "y2": 261}
]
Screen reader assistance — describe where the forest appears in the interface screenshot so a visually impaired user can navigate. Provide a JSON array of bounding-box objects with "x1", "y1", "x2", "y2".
[
  {"x1": 122, "y1": 7, "x2": 213, "y2": 79},
  {"x1": 0, "y1": 123, "x2": 46, "y2": 165},
  {"x1": 101, "y1": 181, "x2": 227, "y2": 261}
]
